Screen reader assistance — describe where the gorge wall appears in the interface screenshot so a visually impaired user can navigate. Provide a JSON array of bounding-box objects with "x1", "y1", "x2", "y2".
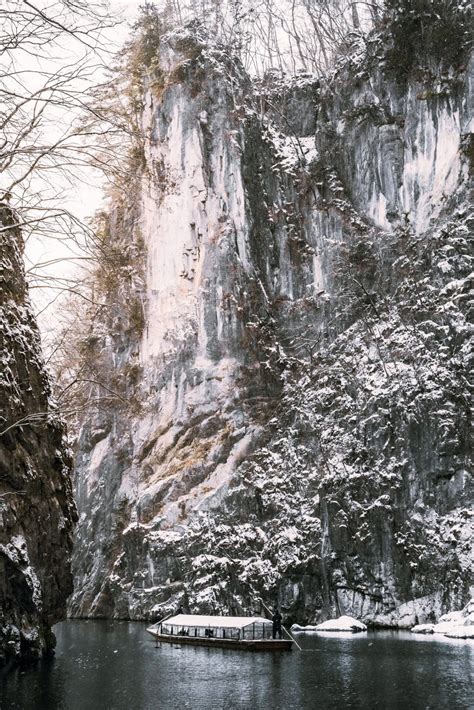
[
  {"x1": 0, "y1": 207, "x2": 76, "y2": 665},
  {"x1": 69, "y1": 24, "x2": 473, "y2": 627}
]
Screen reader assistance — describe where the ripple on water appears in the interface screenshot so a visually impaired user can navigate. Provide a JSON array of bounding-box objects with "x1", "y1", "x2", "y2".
[{"x1": 1, "y1": 622, "x2": 473, "y2": 710}]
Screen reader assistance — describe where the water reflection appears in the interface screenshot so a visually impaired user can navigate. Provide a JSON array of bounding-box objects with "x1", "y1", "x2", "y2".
[{"x1": 1, "y1": 622, "x2": 473, "y2": 710}]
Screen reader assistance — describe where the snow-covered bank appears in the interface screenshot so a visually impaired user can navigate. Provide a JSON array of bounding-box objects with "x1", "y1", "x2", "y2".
[
  {"x1": 292, "y1": 615, "x2": 367, "y2": 633},
  {"x1": 411, "y1": 598, "x2": 474, "y2": 640}
]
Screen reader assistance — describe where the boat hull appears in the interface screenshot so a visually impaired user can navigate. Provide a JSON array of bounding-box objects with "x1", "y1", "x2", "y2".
[{"x1": 146, "y1": 628, "x2": 293, "y2": 652}]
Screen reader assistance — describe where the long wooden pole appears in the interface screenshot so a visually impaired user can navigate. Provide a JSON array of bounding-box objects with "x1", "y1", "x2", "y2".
[
  {"x1": 259, "y1": 599, "x2": 303, "y2": 651},
  {"x1": 152, "y1": 611, "x2": 177, "y2": 646},
  {"x1": 155, "y1": 611, "x2": 175, "y2": 628}
]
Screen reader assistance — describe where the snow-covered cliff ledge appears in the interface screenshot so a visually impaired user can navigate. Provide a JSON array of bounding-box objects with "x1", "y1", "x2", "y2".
[
  {"x1": 69, "y1": 21, "x2": 473, "y2": 627},
  {"x1": 0, "y1": 206, "x2": 76, "y2": 665}
]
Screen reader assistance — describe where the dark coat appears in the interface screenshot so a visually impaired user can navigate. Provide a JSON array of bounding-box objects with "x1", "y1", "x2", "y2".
[{"x1": 272, "y1": 611, "x2": 282, "y2": 627}]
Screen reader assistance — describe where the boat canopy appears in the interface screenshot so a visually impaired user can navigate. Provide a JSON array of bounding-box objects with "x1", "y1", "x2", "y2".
[{"x1": 162, "y1": 614, "x2": 272, "y2": 629}]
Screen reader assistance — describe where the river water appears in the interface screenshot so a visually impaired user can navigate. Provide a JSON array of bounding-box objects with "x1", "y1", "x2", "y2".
[{"x1": 1, "y1": 621, "x2": 473, "y2": 709}]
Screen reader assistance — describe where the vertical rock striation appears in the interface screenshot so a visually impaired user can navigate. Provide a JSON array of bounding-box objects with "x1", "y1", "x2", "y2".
[
  {"x1": 0, "y1": 207, "x2": 76, "y2": 665},
  {"x1": 69, "y1": 24, "x2": 472, "y2": 626}
]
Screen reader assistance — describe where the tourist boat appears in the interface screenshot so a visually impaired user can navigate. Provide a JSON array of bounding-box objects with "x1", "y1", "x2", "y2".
[{"x1": 146, "y1": 614, "x2": 293, "y2": 651}]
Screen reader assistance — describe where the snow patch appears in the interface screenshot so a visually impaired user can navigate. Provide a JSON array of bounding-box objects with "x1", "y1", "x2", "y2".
[{"x1": 292, "y1": 615, "x2": 367, "y2": 633}]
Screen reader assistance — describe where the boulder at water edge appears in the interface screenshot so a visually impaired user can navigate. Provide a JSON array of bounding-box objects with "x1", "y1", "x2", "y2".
[{"x1": 292, "y1": 616, "x2": 367, "y2": 633}]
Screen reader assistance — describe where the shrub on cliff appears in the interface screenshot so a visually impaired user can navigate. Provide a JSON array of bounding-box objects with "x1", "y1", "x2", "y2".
[
  {"x1": 122, "y1": 3, "x2": 168, "y2": 109},
  {"x1": 384, "y1": 0, "x2": 472, "y2": 77}
]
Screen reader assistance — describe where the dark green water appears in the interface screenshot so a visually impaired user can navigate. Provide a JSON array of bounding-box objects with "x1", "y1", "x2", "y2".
[{"x1": 1, "y1": 621, "x2": 473, "y2": 709}]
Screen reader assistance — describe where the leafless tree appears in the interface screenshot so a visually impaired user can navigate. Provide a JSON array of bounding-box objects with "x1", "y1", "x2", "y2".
[
  {"x1": 157, "y1": 0, "x2": 381, "y2": 75},
  {"x1": 1, "y1": 0, "x2": 380, "y2": 294},
  {"x1": 0, "y1": 1, "x2": 138, "y2": 319}
]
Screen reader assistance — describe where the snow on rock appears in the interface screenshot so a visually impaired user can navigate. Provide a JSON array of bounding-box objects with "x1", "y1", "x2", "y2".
[
  {"x1": 292, "y1": 615, "x2": 367, "y2": 633},
  {"x1": 69, "y1": 21, "x2": 473, "y2": 626},
  {"x1": 291, "y1": 624, "x2": 319, "y2": 632},
  {"x1": 444, "y1": 627, "x2": 474, "y2": 640},
  {"x1": 0, "y1": 535, "x2": 43, "y2": 611},
  {"x1": 411, "y1": 597, "x2": 474, "y2": 640},
  {"x1": 314, "y1": 616, "x2": 367, "y2": 633},
  {"x1": 432, "y1": 597, "x2": 474, "y2": 638},
  {"x1": 433, "y1": 611, "x2": 466, "y2": 634},
  {"x1": 410, "y1": 625, "x2": 435, "y2": 634},
  {"x1": 0, "y1": 206, "x2": 76, "y2": 665}
]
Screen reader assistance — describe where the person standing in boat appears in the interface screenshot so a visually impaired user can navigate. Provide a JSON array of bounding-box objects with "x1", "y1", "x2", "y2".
[{"x1": 272, "y1": 607, "x2": 283, "y2": 639}]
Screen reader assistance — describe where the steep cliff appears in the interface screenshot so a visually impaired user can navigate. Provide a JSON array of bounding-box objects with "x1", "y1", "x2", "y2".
[
  {"x1": 69, "y1": 21, "x2": 472, "y2": 627},
  {"x1": 0, "y1": 207, "x2": 76, "y2": 665}
]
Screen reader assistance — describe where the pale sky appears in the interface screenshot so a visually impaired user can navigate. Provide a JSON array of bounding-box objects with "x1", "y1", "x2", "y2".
[{"x1": 23, "y1": 0, "x2": 143, "y2": 324}]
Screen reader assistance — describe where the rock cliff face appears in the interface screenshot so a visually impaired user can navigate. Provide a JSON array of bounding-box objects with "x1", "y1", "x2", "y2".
[
  {"x1": 69, "y1": 26, "x2": 472, "y2": 627},
  {"x1": 0, "y1": 207, "x2": 76, "y2": 665}
]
